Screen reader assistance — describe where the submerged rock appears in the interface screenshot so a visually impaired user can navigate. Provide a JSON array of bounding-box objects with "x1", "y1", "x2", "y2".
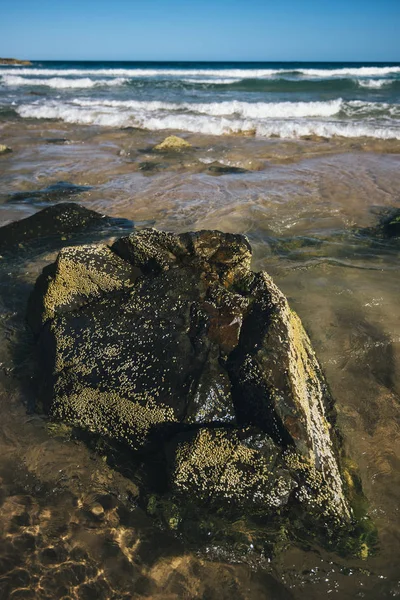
[
  {"x1": 382, "y1": 210, "x2": 400, "y2": 237},
  {"x1": 0, "y1": 203, "x2": 133, "y2": 255},
  {"x1": 138, "y1": 160, "x2": 164, "y2": 172},
  {"x1": 8, "y1": 181, "x2": 92, "y2": 205},
  {"x1": 28, "y1": 225, "x2": 359, "y2": 551},
  {"x1": 153, "y1": 135, "x2": 192, "y2": 151},
  {"x1": 360, "y1": 208, "x2": 400, "y2": 239},
  {"x1": 207, "y1": 161, "x2": 248, "y2": 175},
  {"x1": 45, "y1": 138, "x2": 69, "y2": 145}
]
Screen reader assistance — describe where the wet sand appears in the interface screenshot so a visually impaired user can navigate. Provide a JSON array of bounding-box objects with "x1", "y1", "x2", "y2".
[{"x1": 0, "y1": 116, "x2": 400, "y2": 599}]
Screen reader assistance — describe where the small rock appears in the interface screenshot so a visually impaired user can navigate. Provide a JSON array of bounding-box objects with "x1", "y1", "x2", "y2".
[
  {"x1": 0, "y1": 144, "x2": 12, "y2": 154},
  {"x1": 153, "y1": 135, "x2": 192, "y2": 151},
  {"x1": 90, "y1": 503, "x2": 105, "y2": 518},
  {"x1": 45, "y1": 138, "x2": 69, "y2": 145},
  {"x1": 207, "y1": 161, "x2": 247, "y2": 175}
]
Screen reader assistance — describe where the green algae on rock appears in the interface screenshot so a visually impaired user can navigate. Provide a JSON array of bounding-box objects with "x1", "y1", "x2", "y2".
[
  {"x1": 28, "y1": 222, "x2": 364, "y2": 553},
  {"x1": 153, "y1": 135, "x2": 192, "y2": 151}
]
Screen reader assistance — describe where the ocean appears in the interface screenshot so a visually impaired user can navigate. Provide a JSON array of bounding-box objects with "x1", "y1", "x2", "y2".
[{"x1": 1, "y1": 60, "x2": 400, "y2": 139}]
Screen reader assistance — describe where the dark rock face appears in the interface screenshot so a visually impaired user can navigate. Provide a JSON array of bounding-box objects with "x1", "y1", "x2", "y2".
[
  {"x1": 0, "y1": 203, "x2": 133, "y2": 255},
  {"x1": 28, "y1": 226, "x2": 356, "y2": 550},
  {"x1": 8, "y1": 181, "x2": 92, "y2": 205}
]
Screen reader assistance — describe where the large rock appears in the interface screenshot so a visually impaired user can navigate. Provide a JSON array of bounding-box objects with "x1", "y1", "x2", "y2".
[{"x1": 28, "y1": 226, "x2": 355, "y2": 548}]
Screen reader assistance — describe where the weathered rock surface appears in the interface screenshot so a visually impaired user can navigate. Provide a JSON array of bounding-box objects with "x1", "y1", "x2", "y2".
[
  {"x1": 0, "y1": 203, "x2": 133, "y2": 255},
  {"x1": 28, "y1": 225, "x2": 355, "y2": 548}
]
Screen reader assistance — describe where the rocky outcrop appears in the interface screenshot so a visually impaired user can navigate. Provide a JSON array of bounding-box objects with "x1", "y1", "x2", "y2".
[
  {"x1": 28, "y1": 225, "x2": 358, "y2": 550},
  {"x1": 0, "y1": 58, "x2": 31, "y2": 65}
]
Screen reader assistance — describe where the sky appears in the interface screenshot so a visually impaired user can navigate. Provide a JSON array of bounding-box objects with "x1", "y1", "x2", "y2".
[{"x1": 0, "y1": 0, "x2": 399, "y2": 62}]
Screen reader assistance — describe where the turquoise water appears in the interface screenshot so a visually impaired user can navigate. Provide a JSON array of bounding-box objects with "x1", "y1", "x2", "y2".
[{"x1": 1, "y1": 61, "x2": 400, "y2": 138}]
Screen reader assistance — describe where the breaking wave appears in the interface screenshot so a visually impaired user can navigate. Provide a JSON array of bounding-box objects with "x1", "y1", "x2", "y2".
[
  {"x1": 357, "y1": 78, "x2": 393, "y2": 89},
  {"x1": 1, "y1": 75, "x2": 128, "y2": 89},
  {"x1": 16, "y1": 98, "x2": 400, "y2": 140},
  {"x1": 71, "y1": 97, "x2": 345, "y2": 118},
  {"x1": 2, "y1": 66, "x2": 400, "y2": 80}
]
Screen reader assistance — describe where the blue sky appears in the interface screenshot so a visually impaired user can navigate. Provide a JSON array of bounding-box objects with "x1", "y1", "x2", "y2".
[{"x1": 0, "y1": 0, "x2": 399, "y2": 62}]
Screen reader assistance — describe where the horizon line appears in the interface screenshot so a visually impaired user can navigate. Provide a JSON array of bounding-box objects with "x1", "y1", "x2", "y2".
[{"x1": 3, "y1": 58, "x2": 400, "y2": 64}]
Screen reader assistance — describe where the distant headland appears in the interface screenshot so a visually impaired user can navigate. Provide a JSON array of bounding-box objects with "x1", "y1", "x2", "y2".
[{"x1": 0, "y1": 58, "x2": 32, "y2": 66}]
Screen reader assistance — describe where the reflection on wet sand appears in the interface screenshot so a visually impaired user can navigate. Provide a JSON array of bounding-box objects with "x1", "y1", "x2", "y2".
[{"x1": 0, "y1": 117, "x2": 399, "y2": 598}]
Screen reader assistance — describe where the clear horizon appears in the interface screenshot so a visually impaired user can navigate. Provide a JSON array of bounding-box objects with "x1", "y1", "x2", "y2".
[
  {"x1": 3, "y1": 60, "x2": 400, "y2": 64},
  {"x1": 0, "y1": 0, "x2": 398, "y2": 63}
]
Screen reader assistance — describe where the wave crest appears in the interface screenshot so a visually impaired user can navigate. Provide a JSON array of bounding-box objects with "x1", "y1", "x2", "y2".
[
  {"x1": 1, "y1": 75, "x2": 128, "y2": 89},
  {"x1": 2, "y1": 65, "x2": 400, "y2": 80},
  {"x1": 16, "y1": 99, "x2": 400, "y2": 140}
]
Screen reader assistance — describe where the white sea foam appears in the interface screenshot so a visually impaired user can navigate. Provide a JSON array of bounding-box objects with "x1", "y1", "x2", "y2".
[
  {"x1": 297, "y1": 66, "x2": 400, "y2": 78},
  {"x1": 181, "y1": 78, "x2": 242, "y2": 84},
  {"x1": 2, "y1": 65, "x2": 400, "y2": 80},
  {"x1": 1, "y1": 75, "x2": 128, "y2": 89},
  {"x1": 71, "y1": 97, "x2": 345, "y2": 119},
  {"x1": 357, "y1": 78, "x2": 392, "y2": 88},
  {"x1": 16, "y1": 99, "x2": 400, "y2": 140}
]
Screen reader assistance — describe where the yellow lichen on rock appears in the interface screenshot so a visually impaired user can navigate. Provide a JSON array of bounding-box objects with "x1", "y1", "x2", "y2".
[
  {"x1": 41, "y1": 244, "x2": 135, "y2": 323},
  {"x1": 173, "y1": 428, "x2": 293, "y2": 509},
  {"x1": 153, "y1": 136, "x2": 192, "y2": 151},
  {"x1": 52, "y1": 387, "x2": 178, "y2": 450}
]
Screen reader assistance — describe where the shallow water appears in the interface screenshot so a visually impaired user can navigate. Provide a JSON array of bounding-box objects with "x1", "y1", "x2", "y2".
[{"x1": 0, "y1": 118, "x2": 399, "y2": 599}]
